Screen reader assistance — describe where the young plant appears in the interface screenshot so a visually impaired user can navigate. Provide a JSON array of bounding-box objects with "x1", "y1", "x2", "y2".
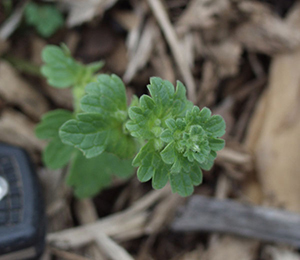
[
  {"x1": 37, "y1": 44, "x2": 226, "y2": 198},
  {"x1": 25, "y1": 2, "x2": 64, "y2": 38},
  {"x1": 36, "y1": 45, "x2": 134, "y2": 198}
]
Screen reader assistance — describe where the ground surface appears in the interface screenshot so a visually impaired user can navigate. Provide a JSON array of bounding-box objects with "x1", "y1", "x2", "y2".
[{"x1": 1, "y1": 0, "x2": 300, "y2": 259}]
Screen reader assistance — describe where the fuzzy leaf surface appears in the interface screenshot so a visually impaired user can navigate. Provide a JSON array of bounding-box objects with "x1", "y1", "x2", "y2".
[
  {"x1": 35, "y1": 109, "x2": 74, "y2": 169},
  {"x1": 60, "y1": 74, "x2": 136, "y2": 159},
  {"x1": 67, "y1": 151, "x2": 134, "y2": 198},
  {"x1": 25, "y1": 3, "x2": 64, "y2": 38},
  {"x1": 41, "y1": 45, "x2": 104, "y2": 88}
]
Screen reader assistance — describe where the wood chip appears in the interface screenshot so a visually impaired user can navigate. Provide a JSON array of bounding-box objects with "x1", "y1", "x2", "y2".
[
  {"x1": 147, "y1": 0, "x2": 196, "y2": 102},
  {"x1": 246, "y1": 1, "x2": 300, "y2": 212},
  {"x1": 123, "y1": 19, "x2": 158, "y2": 83},
  {"x1": 0, "y1": 109, "x2": 45, "y2": 152},
  {"x1": 172, "y1": 195, "x2": 300, "y2": 247},
  {"x1": 235, "y1": 2, "x2": 300, "y2": 54},
  {"x1": 0, "y1": 61, "x2": 49, "y2": 119},
  {"x1": 94, "y1": 232, "x2": 134, "y2": 260}
]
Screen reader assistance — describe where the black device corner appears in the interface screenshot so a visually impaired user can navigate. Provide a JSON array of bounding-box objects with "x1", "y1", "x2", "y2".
[{"x1": 0, "y1": 143, "x2": 46, "y2": 260}]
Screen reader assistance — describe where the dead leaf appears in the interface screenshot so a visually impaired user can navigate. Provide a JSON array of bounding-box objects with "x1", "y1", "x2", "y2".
[
  {"x1": 0, "y1": 61, "x2": 49, "y2": 119},
  {"x1": 246, "y1": 2, "x2": 300, "y2": 212}
]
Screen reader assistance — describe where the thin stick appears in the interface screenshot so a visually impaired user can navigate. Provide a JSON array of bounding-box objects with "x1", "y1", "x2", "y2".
[
  {"x1": 49, "y1": 247, "x2": 91, "y2": 260},
  {"x1": 172, "y1": 195, "x2": 300, "y2": 247},
  {"x1": 147, "y1": 0, "x2": 196, "y2": 102},
  {"x1": 94, "y1": 233, "x2": 135, "y2": 260}
]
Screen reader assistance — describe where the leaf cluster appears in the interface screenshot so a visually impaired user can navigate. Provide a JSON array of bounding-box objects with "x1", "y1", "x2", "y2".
[
  {"x1": 59, "y1": 76, "x2": 226, "y2": 197},
  {"x1": 36, "y1": 46, "x2": 133, "y2": 198},
  {"x1": 25, "y1": 2, "x2": 64, "y2": 38},
  {"x1": 36, "y1": 44, "x2": 226, "y2": 198},
  {"x1": 126, "y1": 78, "x2": 225, "y2": 196}
]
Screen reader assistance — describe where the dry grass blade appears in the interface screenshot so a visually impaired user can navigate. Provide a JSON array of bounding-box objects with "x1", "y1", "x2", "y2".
[
  {"x1": 0, "y1": 62, "x2": 49, "y2": 119},
  {"x1": 94, "y1": 232, "x2": 134, "y2": 260},
  {"x1": 0, "y1": 109, "x2": 45, "y2": 153},
  {"x1": 0, "y1": 1, "x2": 28, "y2": 40},
  {"x1": 216, "y1": 147, "x2": 253, "y2": 168},
  {"x1": 235, "y1": 2, "x2": 300, "y2": 54},
  {"x1": 147, "y1": 0, "x2": 196, "y2": 102},
  {"x1": 47, "y1": 188, "x2": 171, "y2": 249},
  {"x1": 176, "y1": 0, "x2": 231, "y2": 30},
  {"x1": 124, "y1": 19, "x2": 158, "y2": 83},
  {"x1": 49, "y1": 247, "x2": 91, "y2": 260},
  {"x1": 56, "y1": 0, "x2": 120, "y2": 27}
]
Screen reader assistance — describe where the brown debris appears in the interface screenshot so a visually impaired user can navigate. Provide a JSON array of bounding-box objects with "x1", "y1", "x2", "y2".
[{"x1": 0, "y1": 61, "x2": 49, "y2": 119}]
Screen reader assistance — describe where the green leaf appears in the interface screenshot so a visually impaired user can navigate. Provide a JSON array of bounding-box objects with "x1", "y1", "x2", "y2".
[
  {"x1": 169, "y1": 172, "x2": 194, "y2": 197},
  {"x1": 35, "y1": 109, "x2": 73, "y2": 139},
  {"x1": 59, "y1": 114, "x2": 110, "y2": 158},
  {"x1": 41, "y1": 45, "x2": 82, "y2": 88},
  {"x1": 43, "y1": 137, "x2": 74, "y2": 169},
  {"x1": 152, "y1": 162, "x2": 169, "y2": 190},
  {"x1": 208, "y1": 137, "x2": 225, "y2": 151},
  {"x1": 172, "y1": 81, "x2": 193, "y2": 117},
  {"x1": 160, "y1": 141, "x2": 176, "y2": 164},
  {"x1": 190, "y1": 164, "x2": 203, "y2": 186},
  {"x1": 199, "y1": 151, "x2": 217, "y2": 171},
  {"x1": 25, "y1": 2, "x2": 64, "y2": 38},
  {"x1": 67, "y1": 151, "x2": 134, "y2": 198},
  {"x1": 60, "y1": 113, "x2": 136, "y2": 159},
  {"x1": 148, "y1": 77, "x2": 174, "y2": 113},
  {"x1": 41, "y1": 45, "x2": 104, "y2": 89},
  {"x1": 35, "y1": 109, "x2": 74, "y2": 169},
  {"x1": 81, "y1": 74, "x2": 127, "y2": 117},
  {"x1": 160, "y1": 129, "x2": 173, "y2": 143},
  {"x1": 67, "y1": 151, "x2": 111, "y2": 198},
  {"x1": 204, "y1": 115, "x2": 226, "y2": 137},
  {"x1": 134, "y1": 141, "x2": 156, "y2": 182}
]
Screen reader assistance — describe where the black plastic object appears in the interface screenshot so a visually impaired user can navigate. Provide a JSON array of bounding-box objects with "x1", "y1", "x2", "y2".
[{"x1": 0, "y1": 143, "x2": 46, "y2": 260}]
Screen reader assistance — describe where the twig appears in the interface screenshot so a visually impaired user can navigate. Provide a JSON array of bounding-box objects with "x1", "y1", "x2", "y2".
[
  {"x1": 94, "y1": 232, "x2": 135, "y2": 260},
  {"x1": 0, "y1": 1, "x2": 28, "y2": 40},
  {"x1": 49, "y1": 247, "x2": 91, "y2": 260},
  {"x1": 172, "y1": 195, "x2": 300, "y2": 247},
  {"x1": 47, "y1": 188, "x2": 171, "y2": 249},
  {"x1": 147, "y1": 0, "x2": 196, "y2": 102}
]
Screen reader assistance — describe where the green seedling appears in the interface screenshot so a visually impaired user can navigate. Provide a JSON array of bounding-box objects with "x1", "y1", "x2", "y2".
[
  {"x1": 25, "y1": 2, "x2": 64, "y2": 38},
  {"x1": 36, "y1": 44, "x2": 226, "y2": 198}
]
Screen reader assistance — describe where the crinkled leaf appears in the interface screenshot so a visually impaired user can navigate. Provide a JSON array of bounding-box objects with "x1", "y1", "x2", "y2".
[
  {"x1": 169, "y1": 172, "x2": 194, "y2": 197},
  {"x1": 59, "y1": 114, "x2": 109, "y2": 158},
  {"x1": 208, "y1": 137, "x2": 225, "y2": 151},
  {"x1": 25, "y1": 3, "x2": 64, "y2": 38},
  {"x1": 199, "y1": 151, "x2": 217, "y2": 171},
  {"x1": 41, "y1": 45, "x2": 82, "y2": 88},
  {"x1": 204, "y1": 115, "x2": 226, "y2": 137},
  {"x1": 126, "y1": 106, "x2": 154, "y2": 139},
  {"x1": 133, "y1": 141, "x2": 156, "y2": 182},
  {"x1": 41, "y1": 45, "x2": 103, "y2": 89},
  {"x1": 189, "y1": 164, "x2": 203, "y2": 186},
  {"x1": 43, "y1": 137, "x2": 74, "y2": 169},
  {"x1": 67, "y1": 151, "x2": 134, "y2": 198},
  {"x1": 148, "y1": 77, "x2": 174, "y2": 113},
  {"x1": 152, "y1": 162, "x2": 169, "y2": 190},
  {"x1": 67, "y1": 151, "x2": 111, "y2": 198},
  {"x1": 81, "y1": 74, "x2": 127, "y2": 117},
  {"x1": 60, "y1": 113, "x2": 136, "y2": 159},
  {"x1": 160, "y1": 129, "x2": 173, "y2": 143},
  {"x1": 160, "y1": 141, "x2": 176, "y2": 164},
  {"x1": 35, "y1": 109, "x2": 74, "y2": 169},
  {"x1": 172, "y1": 81, "x2": 193, "y2": 117},
  {"x1": 35, "y1": 109, "x2": 73, "y2": 139}
]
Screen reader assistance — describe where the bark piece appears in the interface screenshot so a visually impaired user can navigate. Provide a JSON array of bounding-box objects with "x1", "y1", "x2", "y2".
[
  {"x1": 172, "y1": 195, "x2": 300, "y2": 247},
  {"x1": 246, "y1": 2, "x2": 300, "y2": 212},
  {"x1": 0, "y1": 109, "x2": 45, "y2": 152},
  {"x1": 0, "y1": 61, "x2": 49, "y2": 119}
]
